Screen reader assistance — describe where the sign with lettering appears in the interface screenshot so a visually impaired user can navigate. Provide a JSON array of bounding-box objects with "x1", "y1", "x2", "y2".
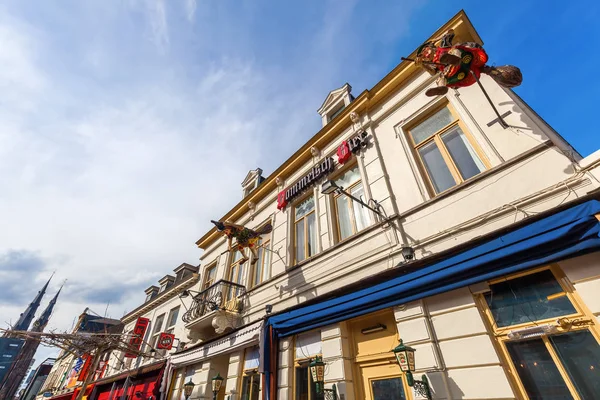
[
  {"x1": 157, "y1": 332, "x2": 176, "y2": 350},
  {"x1": 125, "y1": 317, "x2": 150, "y2": 358},
  {"x1": 277, "y1": 130, "x2": 368, "y2": 210}
]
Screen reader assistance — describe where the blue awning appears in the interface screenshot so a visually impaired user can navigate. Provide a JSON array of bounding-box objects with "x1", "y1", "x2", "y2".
[
  {"x1": 268, "y1": 199, "x2": 600, "y2": 336},
  {"x1": 262, "y1": 199, "x2": 600, "y2": 399}
]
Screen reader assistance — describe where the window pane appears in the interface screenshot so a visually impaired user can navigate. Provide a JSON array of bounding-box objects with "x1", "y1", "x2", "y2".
[
  {"x1": 411, "y1": 107, "x2": 454, "y2": 145},
  {"x1": 153, "y1": 315, "x2": 165, "y2": 334},
  {"x1": 295, "y1": 197, "x2": 315, "y2": 219},
  {"x1": 484, "y1": 270, "x2": 577, "y2": 328},
  {"x1": 295, "y1": 367, "x2": 309, "y2": 400},
  {"x1": 262, "y1": 243, "x2": 271, "y2": 282},
  {"x1": 254, "y1": 247, "x2": 264, "y2": 287},
  {"x1": 507, "y1": 338, "x2": 573, "y2": 400},
  {"x1": 371, "y1": 377, "x2": 406, "y2": 400},
  {"x1": 442, "y1": 126, "x2": 485, "y2": 180},
  {"x1": 550, "y1": 331, "x2": 600, "y2": 399},
  {"x1": 336, "y1": 195, "x2": 353, "y2": 240},
  {"x1": 167, "y1": 307, "x2": 179, "y2": 327},
  {"x1": 307, "y1": 213, "x2": 317, "y2": 257},
  {"x1": 233, "y1": 249, "x2": 244, "y2": 262},
  {"x1": 351, "y1": 183, "x2": 371, "y2": 232},
  {"x1": 295, "y1": 219, "x2": 305, "y2": 262},
  {"x1": 241, "y1": 374, "x2": 260, "y2": 400},
  {"x1": 419, "y1": 141, "x2": 456, "y2": 193},
  {"x1": 334, "y1": 166, "x2": 361, "y2": 190}
]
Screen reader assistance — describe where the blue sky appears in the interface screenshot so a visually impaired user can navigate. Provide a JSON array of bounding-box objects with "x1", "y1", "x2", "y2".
[{"x1": 0, "y1": 1, "x2": 597, "y2": 367}]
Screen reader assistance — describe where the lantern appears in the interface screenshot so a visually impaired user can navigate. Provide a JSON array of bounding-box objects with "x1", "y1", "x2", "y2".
[
  {"x1": 393, "y1": 340, "x2": 416, "y2": 372},
  {"x1": 309, "y1": 356, "x2": 325, "y2": 394},
  {"x1": 211, "y1": 373, "x2": 224, "y2": 395},
  {"x1": 183, "y1": 380, "x2": 195, "y2": 400}
]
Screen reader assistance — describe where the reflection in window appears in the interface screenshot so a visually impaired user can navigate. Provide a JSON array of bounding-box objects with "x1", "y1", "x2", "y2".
[
  {"x1": 332, "y1": 166, "x2": 371, "y2": 241},
  {"x1": 484, "y1": 269, "x2": 577, "y2": 327},
  {"x1": 408, "y1": 104, "x2": 486, "y2": 195},
  {"x1": 295, "y1": 197, "x2": 317, "y2": 263}
]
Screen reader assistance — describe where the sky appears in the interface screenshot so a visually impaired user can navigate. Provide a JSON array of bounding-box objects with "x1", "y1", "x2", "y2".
[{"x1": 0, "y1": 0, "x2": 598, "y2": 370}]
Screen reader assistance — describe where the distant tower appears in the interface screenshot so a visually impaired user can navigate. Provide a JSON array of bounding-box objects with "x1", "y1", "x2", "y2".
[
  {"x1": 9, "y1": 275, "x2": 53, "y2": 333},
  {"x1": 0, "y1": 286, "x2": 62, "y2": 399}
]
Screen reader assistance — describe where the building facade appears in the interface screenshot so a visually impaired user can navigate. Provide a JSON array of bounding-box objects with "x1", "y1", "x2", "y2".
[{"x1": 91, "y1": 10, "x2": 600, "y2": 400}]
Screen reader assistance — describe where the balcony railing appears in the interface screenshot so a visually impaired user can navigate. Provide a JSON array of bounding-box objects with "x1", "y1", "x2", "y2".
[{"x1": 182, "y1": 280, "x2": 246, "y2": 323}]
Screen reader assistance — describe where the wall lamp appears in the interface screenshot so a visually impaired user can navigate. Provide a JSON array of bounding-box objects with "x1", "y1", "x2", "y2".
[
  {"x1": 392, "y1": 340, "x2": 432, "y2": 400},
  {"x1": 321, "y1": 180, "x2": 384, "y2": 217}
]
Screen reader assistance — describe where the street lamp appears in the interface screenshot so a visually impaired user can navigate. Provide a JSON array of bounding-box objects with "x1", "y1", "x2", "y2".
[
  {"x1": 392, "y1": 340, "x2": 432, "y2": 400},
  {"x1": 183, "y1": 380, "x2": 195, "y2": 400},
  {"x1": 211, "y1": 373, "x2": 224, "y2": 400},
  {"x1": 321, "y1": 180, "x2": 384, "y2": 217},
  {"x1": 309, "y1": 356, "x2": 338, "y2": 400}
]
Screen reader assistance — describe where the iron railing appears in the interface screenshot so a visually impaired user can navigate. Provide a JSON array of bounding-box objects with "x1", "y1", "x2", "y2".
[{"x1": 182, "y1": 280, "x2": 246, "y2": 323}]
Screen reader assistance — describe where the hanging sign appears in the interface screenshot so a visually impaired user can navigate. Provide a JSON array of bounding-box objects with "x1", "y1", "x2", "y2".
[
  {"x1": 156, "y1": 332, "x2": 176, "y2": 350},
  {"x1": 125, "y1": 317, "x2": 150, "y2": 358},
  {"x1": 277, "y1": 130, "x2": 368, "y2": 210}
]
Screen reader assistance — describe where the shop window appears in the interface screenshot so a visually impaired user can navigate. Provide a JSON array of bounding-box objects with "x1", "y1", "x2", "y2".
[
  {"x1": 170, "y1": 367, "x2": 196, "y2": 400},
  {"x1": 407, "y1": 103, "x2": 488, "y2": 195},
  {"x1": 250, "y1": 224, "x2": 271, "y2": 288},
  {"x1": 294, "y1": 331, "x2": 323, "y2": 400},
  {"x1": 294, "y1": 196, "x2": 317, "y2": 264},
  {"x1": 484, "y1": 269, "x2": 577, "y2": 328},
  {"x1": 240, "y1": 347, "x2": 261, "y2": 400},
  {"x1": 331, "y1": 166, "x2": 371, "y2": 241},
  {"x1": 478, "y1": 267, "x2": 600, "y2": 399},
  {"x1": 203, "y1": 263, "x2": 217, "y2": 290}
]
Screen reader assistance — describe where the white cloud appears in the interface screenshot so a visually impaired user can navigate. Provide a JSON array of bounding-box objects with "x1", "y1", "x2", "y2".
[{"x1": 0, "y1": 0, "x2": 424, "y2": 370}]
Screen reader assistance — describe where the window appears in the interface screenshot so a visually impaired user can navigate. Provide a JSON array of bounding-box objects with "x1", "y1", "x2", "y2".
[
  {"x1": 478, "y1": 267, "x2": 600, "y2": 399},
  {"x1": 170, "y1": 367, "x2": 196, "y2": 400},
  {"x1": 227, "y1": 249, "x2": 247, "y2": 303},
  {"x1": 250, "y1": 223, "x2": 272, "y2": 288},
  {"x1": 327, "y1": 103, "x2": 345, "y2": 122},
  {"x1": 332, "y1": 166, "x2": 371, "y2": 241},
  {"x1": 294, "y1": 196, "x2": 317, "y2": 263},
  {"x1": 149, "y1": 314, "x2": 165, "y2": 355},
  {"x1": 166, "y1": 306, "x2": 180, "y2": 334},
  {"x1": 294, "y1": 331, "x2": 323, "y2": 400},
  {"x1": 407, "y1": 104, "x2": 487, "y2": 195},
  {"x1": 202, "y1": 264, "x2": 217, "y2": 290},
  {"x1": 240, "y1": 347, "x2": 261, "y2": 400}
]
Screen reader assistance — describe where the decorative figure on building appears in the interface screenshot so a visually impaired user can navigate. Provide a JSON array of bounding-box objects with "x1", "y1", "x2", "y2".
[
  {"x1": 407, "y1": 29, "x2": 522, "y2": 97},
  {"x1": 211, "y1": 220, "x2": 273, "y2": 265}
]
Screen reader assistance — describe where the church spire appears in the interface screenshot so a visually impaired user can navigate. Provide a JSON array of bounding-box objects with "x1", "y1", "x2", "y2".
[
  {"x1": 12, "y1": 273, "x2": 53, "y2": 331},
  {"x1": 32, "y1": 284, "x2": 62, "y2": 332}
]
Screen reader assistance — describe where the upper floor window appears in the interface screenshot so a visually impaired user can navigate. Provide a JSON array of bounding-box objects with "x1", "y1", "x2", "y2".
[
  {"x1": 250, "y1": 224, "x2": 272, "y2": 288},
  {"x1": 149, "y1": 313, "x2": 165, "y2": 354},
  {"x1": 202, "y1": 264, "x2": 217, "y2": 290},
  {"x1": 294, "y1": 196, "x2": 317, "y2": 264},
  {"x1": 166, "y1": 306, "x2": 180, "y2": 334},
  {"x1": 407, "y1": 104, "x2": 487, "y2": 195},
  {"x1": 327, "y1": 103, "x2": 345, "y2": 123},
  {"x1": 332, "y1": 166, "x2": 371, "y2": 241}
]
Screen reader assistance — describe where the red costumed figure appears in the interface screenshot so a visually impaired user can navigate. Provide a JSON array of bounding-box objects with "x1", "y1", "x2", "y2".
[
  {"x1": 211, "y1": 220, "x2": 273, "y2": 265},
  {"x1": 415, "y1": 29, "x2": 522, "y2": 97}
]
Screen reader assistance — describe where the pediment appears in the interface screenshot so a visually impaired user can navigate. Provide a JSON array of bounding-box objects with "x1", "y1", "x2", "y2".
[
  {"x1": 317, "y1": 83, "x2": 352, "y2": 115},
  {"x1": 241, "y1": 168, "x2": 263, "y2": 188}
]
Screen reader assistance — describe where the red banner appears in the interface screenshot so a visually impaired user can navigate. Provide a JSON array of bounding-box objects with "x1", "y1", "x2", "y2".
[
  {"x1": 125, "y1": 317, "x2": 150, "y2": 358},
  {"x1": 156, "y1": 332, "x2": 175, "y2": 350}
]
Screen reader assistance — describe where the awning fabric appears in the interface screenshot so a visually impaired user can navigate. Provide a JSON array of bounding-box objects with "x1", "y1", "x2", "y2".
[{"x1": 262, "y1": 199, "x2": 600, "y2": 399}]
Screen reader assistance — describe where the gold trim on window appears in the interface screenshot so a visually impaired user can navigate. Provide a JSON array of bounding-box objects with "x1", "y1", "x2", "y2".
[
  {"x1": 475, "y1": 265, "x2": 600, "y2": 400},
  {"x1": 406, "y1": 102, "x2": 490, "y2": 196}
]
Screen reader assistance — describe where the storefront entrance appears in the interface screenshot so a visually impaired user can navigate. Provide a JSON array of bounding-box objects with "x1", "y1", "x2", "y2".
[{"x1": 349, "y1": 311, "x2": 410, "y2": 400}]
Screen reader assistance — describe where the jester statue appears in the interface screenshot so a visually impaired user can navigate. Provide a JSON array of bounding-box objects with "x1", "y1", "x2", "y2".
[
  {"x1": 414, "y1": 29, "x2": 522, "y2": 97},
  {"x1": 211, "y1": 220, "x2": 273, "y2": 265}
]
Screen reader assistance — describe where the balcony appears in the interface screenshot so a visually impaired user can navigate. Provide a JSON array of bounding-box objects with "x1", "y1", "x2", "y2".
[{"x1": 182, "y1": 280, "x2": 246, "y2": 341}]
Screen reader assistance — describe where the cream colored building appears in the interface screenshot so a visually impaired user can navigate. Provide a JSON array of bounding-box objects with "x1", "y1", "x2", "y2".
[{"x1": 108, "y1": 11, "x2": 600, "y2": 400}]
